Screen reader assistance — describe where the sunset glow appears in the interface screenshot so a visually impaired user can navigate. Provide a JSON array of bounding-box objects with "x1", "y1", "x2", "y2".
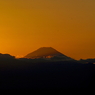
[{"x1": 0, "y1": 0, "x2": 95, "y2": 60}]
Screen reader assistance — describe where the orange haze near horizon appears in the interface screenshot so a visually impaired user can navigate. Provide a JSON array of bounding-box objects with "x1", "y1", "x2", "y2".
[{"x1": 0, "y1": 0, "x2": 95, "y2": 60}]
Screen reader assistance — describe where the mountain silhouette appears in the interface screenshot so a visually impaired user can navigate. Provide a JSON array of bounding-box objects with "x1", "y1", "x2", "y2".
[{"x1": 24, "y1": 47, "x2": 74, "y2": 61}]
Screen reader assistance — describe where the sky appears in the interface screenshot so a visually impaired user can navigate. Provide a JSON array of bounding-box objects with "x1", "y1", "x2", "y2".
[{"x1": 0, "y1": 0, "x2": 95, "y2": 60}]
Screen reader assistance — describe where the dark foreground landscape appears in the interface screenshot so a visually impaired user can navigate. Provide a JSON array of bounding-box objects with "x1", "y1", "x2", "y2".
[{"x1": 1, "y1": 57, "x2": 95, "y2": 89}]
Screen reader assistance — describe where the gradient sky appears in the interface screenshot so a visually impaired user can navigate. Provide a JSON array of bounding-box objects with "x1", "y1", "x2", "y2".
[{"x1": 0, "y1": 0, "x2": 95, "y2": 60}]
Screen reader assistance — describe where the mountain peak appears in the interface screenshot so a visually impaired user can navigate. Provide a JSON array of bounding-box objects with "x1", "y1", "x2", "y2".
[
  {"x1": 38, "y1": 47, "x2": 56, "y2": 50},
  {"x1": 24, "y1": 47, "x2": 63, "y2": 59},
  {"x1": 24, "y1": 47, "x2": 74, "y2": 61},
  {"x1": 39, "y1": 47, "x2": 54, "y2": 50}
]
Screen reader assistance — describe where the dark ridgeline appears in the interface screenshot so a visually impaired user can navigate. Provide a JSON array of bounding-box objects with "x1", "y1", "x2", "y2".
[
  {"x1": 0, "y1": 48, "x2": 95, "y2": 89},
  {"x1": 0, "y1": 53, "x2": 15, "y2": 60}
]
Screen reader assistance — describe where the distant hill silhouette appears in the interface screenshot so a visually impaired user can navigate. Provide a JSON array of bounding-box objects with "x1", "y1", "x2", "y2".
[
  {"x1": 0, "y1": 53, "x2": 15, "y2": 60},
  {"x1": 24, "y1": 47, "x2": 74, "y2": 61},
  {"x1": 79, "y1": 58, "x2": 95, "y2": 64}
]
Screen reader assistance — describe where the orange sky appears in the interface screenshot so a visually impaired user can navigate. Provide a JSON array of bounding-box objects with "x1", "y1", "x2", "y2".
[{"x1": 0, "y1": 0, "x2": 95, "y2": 60}]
